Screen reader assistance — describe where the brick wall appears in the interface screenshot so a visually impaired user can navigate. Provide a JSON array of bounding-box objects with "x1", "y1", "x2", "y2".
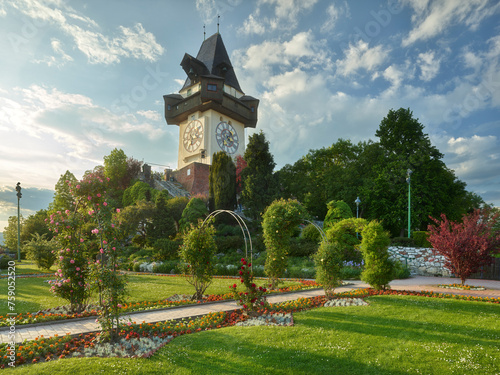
[{"x1": 174, "y1": 162, "x2": 210, "y2": 196}]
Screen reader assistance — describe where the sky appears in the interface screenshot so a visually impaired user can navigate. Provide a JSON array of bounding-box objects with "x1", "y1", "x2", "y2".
[{"x1": 1, "y1": 0, "x2": 500, "y2": 240}]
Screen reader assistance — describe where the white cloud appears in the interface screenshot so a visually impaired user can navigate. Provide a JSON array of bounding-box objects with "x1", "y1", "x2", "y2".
[
  {"x1": 321, "y1": 2, "x2": 349, "y2": 33},
  {"x1": 336, "y1": 41, "x2": 390, "y2": 76},
  {"x1": 0, "y1": 85, "x2": 169, "y2": 189},
  {"x1": 238, "y1": 0, "x2": 317, "y2": 35},
  {"x1": 34, "y1": 38, "x2": 73, "y2": 67},
  {"x1": 7, "y1": 0, "x2": 164, "y2": 64},
  {"x1": 417, "y1": 51, "x2": 440, "y2": 81},
  {"x1": 402, "y1": 0, "x2": 500, "y2": 46}
]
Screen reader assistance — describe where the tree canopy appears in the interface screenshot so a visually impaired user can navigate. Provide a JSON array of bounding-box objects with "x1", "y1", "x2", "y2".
[
  {"x1": 209, "y1": 151, "x2": 236, "y2": 212},
  {"x1": 241, "y1": 131, "x2": 277, "y2": 219}
]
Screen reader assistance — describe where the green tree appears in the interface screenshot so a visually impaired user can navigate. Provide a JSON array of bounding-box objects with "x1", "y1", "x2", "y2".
[
  {"x1": 3, "y1": 215, "x2": 24, "y2": 253},
  {"x1": 104, "y1": 148, "x2": 128, "y2": 189},
  {"x1": 21, "y1": 209, "x2": 52, "y2": 242},
  {"x1": 209, "y1": 151, "x2": 236, "y2": 212},
  {"x1": 242, "y1": 131, "x2": 277, "y2": 219},
  {"x1": 180, "y1": 197, "x2": 209, "y2": 232},
  {"x1": 179, "y1": 221, "x2": 217, "y2": 300},
  {"x1": 149, "y1": 191, "x2": 176, "y2": 241},
  {"x1": 116, "y1": 200, "x2": 156, "y2": 243},
  {"x1": 24, "y1": 233, "x2": 56, "y2": 270},
  {"x1": 167, "y1": 196, "x2": 190, "y2": 233},
  {"x1": 366, "y1": 108, "x2": 473, "y2": 236},
  {"x1": 122, "y1": 180, "x2": 157, "y2": 207},
  {"x1": 323, "y1": 200, "x2": 353, "y2": 231},
  {"x1": 50, "y1": 170, "x2": 77, "y2": 212}
]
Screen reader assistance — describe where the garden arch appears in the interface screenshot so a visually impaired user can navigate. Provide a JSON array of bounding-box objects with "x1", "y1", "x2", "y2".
[{"x1": 202, "y1": 210, "x2": 253, "y2": 267}]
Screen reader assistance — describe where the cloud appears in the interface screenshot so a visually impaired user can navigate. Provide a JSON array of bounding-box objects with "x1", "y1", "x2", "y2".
[
  {"x1": 320, "y1": 2, "x2": 349, "y2": 33},
  {"x1": 417, "y1": 51, "x2": 440, "y2": 81},
  {"x1": 34, "y1": 38, "x2": 73, "y2": 67},
  {"x1": 0, "y1": 85, "x2": 171, "y2": 189},
  {"x1": 402, "y1": 0, "x2": 500, "y2": 46},
  {"x1": 238, "y1": 0, "x2": 317, "y2": 35},
  {"x1": 336, "y1": 41, "x2": 390, "y2": 76},
  {"x1": 6, "y1": 0, "x2": 164, "y2": 64}
]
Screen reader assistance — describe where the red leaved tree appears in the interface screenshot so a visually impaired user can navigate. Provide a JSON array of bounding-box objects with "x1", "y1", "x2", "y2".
[{"x1": 427, "y1": 209, "x2": 500, "y2": 285}]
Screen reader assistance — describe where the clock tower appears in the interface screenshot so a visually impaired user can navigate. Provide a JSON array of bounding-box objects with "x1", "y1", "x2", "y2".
[{"x1": 163, "y1": 32, "x2": 259, "y2": 195}]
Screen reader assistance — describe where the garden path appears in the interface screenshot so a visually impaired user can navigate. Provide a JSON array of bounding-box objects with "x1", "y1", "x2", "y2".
[{"x1": 1, "y1": 276, "x2": 499, "y2": 344}]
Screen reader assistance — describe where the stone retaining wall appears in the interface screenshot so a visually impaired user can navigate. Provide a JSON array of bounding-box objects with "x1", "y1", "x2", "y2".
[{"x1": 388, "y1": 246, "x2": 451, "y2": 277}]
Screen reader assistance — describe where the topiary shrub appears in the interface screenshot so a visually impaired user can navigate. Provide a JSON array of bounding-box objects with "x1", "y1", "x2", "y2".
[
  {"x1": 262, "y1": 198, "x2": 309, "y2": 288},
  {"x1": 392, "y1": 260, "x2": 411, "y2": 279},
  {"x1": 323, "y1": 200, "x2": 353, "y2": 231},
  {"x1": 314, "y1": 241, "x2": 343, "y2": 298},
  {"x1": 301, "y1": 223, "x2": 321, "y2": 242},
  {"x1": 413, "y1": 231, "x2": 431, "y2": 248},
  {"x1": 360, "y1": 220, "x2": 394, "y2": 290},
  {"x1": 179, "y1": 197, "x2": 208, "y2": 232},
  {"x1": 326, "y1": 217, "x2": 367, "y2": 264}
]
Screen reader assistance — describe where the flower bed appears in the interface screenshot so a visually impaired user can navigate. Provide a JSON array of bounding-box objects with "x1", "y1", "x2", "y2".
[
  {"x1": 437, "y1": 283, "x2": 486, "y2": 291},
  {"x1": 0, "y1": 279, "x2": 321, "y2": 327},
  {"x1": 2, "y1": 288, "x2": 500, "y2": 369}
]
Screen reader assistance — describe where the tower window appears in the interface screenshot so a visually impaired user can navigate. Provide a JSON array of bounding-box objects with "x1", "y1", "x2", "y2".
[
  {"x1": 167, "y1": 104, "x2": 171, "y2": 110},
  {"x1": 207, "y1": 83, "x2": 217, "y2": 92},
  {"x1": 251, "y1": 106, "x2": 255, "y2": 113}
]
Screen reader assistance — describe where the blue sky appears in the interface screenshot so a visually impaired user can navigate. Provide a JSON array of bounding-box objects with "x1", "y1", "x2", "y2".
[{"x1": 1, "y1": 0, "x2": 500, "y2": 238}]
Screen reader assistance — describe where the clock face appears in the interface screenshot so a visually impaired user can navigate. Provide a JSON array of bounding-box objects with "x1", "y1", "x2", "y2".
[
  {"x1": 216, "y1": 121, "x2": 239, "y2": 154},
  {"x1": 183, "y1": 120, "x2": 203, "y2": 152}
]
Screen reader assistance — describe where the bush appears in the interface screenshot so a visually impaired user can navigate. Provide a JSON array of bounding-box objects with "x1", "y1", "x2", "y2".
[
  {"x1": 391, "y1": 237, "x2": 415, "y2": 247},
  {"x1": 392, "y1": 260, "x2": 411, "y2": 279},
  {"x1": 288, "y1": 238, "x2": 318, "y2": 257},
  {"x1": 24, "y1": 233, "x2": 57, "y2": 270},
  {"x1": 214, "y1": 235, "x2": 245, "y2": 254},
  {"x1": 314, "y1": 241, "x2": 343, "y2": 297},
  {"x1": 153, "y1": 260, "x2": 181, "y2": 274},
  {"x1": 301, "y1": 223, "x2": 321, "y2": 242},
  {"x1": 0, "y1": 255, "x2": 14, "y2": 269},
  {"x1": 413, "y1": 231, "x2": 431, "y2": 248},
  {"x1": 216, "y1": 224, "x2": 241, "y2": 237},
  {"x1": 340, "y1": 265, "x2": 362, "y2": 280},
  {"x1": 323, "y1": 200, "x2": 353, "y2": 231},
  {"x1": 360, "y1": 221, "x2": 394, "y2": 290},
  {"x1": 152, "y1": 239, "x2": 182, "y2": 261}
]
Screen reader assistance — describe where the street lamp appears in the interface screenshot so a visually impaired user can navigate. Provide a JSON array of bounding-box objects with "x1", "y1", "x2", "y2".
[
  {"x1": 15, "y1": 182, "x2": 22, "y2": 261},
  {"x1": 406, "y1": 169, "x2": 412, "y2": 239},
  {"x1": 355, "y1": 197, "x2": 361, "y2": 219},
  {"x1": 355, "y1": 197, "x2": 361, "y2": 239}
]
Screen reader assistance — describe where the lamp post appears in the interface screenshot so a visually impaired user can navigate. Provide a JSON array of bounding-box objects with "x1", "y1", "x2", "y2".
[
  {"x1": 15, "y1": 182, "x2": 22, "y2": 261},
  {"x1": 355, "y1": 197, "x2": 361, "y2": 219},
  {"x1": 406, "y1": 170, "x2": 412, "y2": 239},
  {"x1": 355, "y1": 197, "x2": 361, "y2": 238}
]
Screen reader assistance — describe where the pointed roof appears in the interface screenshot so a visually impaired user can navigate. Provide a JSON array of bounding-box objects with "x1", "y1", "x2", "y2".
[{"x1": 181, "y1": 33, "x2": 242, "y2": 93}]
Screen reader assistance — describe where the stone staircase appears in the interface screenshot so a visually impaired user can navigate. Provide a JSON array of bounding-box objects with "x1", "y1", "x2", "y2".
[{"x1": 153, "y1": 178, "x2": 191, "y2": 198}]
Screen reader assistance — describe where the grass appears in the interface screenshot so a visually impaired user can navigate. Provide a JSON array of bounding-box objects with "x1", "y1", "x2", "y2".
[
  {"x1": 0, "y1": 261, "x2": 55, "y2": 276},
  {"x1": 0, "y1": 273, "x2": 301, "y2": 315},
  {"x1": 4, "y1": 295, "x2": 500, "y2": 374}
]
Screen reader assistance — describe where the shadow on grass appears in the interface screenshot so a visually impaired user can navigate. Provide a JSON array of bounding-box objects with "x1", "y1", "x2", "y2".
[
  {"x1": 151, "y1": 329, "x2": 408, "y2": 375},
  {"x1": 301, "y1": 295, "x2": 500, "y2": 348}
]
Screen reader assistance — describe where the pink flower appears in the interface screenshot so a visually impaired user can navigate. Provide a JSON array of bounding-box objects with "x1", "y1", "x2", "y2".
[
  {"x1": 76, "y1": 185, "x2": 81, "y2": 189},
  {"x1": 116, "y1": 208, "x2": 120, "y2": 213},
  {"x1": 58, "y1": 269, "x2": 62, "y2": 273},
  {"x1": 76, "y1": 267, "x2": 80, "y2": 271},
  {"x1": 88, "y1": 196, "x2": 92, "y2": 201},
  {"x1": 59, "y1": 256, "x2": 63, "y2": 261},
  {"x1": 103, "y1": 202, "x2": 108, "y2": 206},
  {"x1": 70, "y1": 259, "x2": 75, "y2": 264},
  {"x1": 100, "y1": 248, "x2": 104, "y2": 253},
  {"x1": 97, "y1": 193, "x2": 101, "y2": 197},
  {"x1": 80, "y1": 238, "x2": 84, "y2": 243}
]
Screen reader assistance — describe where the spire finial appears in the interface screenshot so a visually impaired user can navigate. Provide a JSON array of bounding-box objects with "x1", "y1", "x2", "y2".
[
  {"x1": 203, "y1": 24, "x2": 206, "y2": 40},
  {"x1": 217, "y1": 14, "x2": 220, "y2": 33}
]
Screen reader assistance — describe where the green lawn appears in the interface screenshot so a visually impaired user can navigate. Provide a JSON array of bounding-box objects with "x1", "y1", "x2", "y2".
[
  {"x1": 5, "y1": 296, "x2": 500, "y2": 374},
  {"x1": 0, "y1": 274, "x2": 299, "y2": 315},
  {"x1": 0, "y1": 261, "x2": 55, "y2": 276}
]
